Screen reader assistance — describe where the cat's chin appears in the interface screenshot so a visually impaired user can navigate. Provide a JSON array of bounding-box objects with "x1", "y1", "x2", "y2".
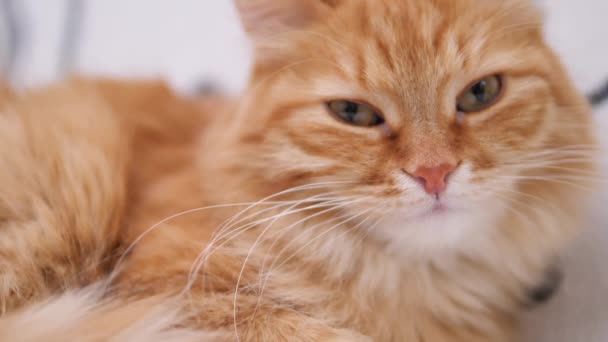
[
  {"x1": 369, "y1": 202, "x2": 503, "y2": 260},
  {"x1": 411, "y1": 202, "x2": 453, "y2": 220}
]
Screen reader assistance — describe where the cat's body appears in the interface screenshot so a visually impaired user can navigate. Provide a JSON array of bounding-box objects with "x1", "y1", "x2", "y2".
[{"x1": 0, "y1": 0, "x2": 598, "y2": 341}]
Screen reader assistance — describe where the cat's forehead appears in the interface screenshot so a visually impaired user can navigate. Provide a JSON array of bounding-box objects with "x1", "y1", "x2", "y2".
[
  {"x1": 322, "y1": 0, "x2": 540, "y2": 67},
  {"x1": 302, "y1": 0, "x2": 543, "y2": 111}
]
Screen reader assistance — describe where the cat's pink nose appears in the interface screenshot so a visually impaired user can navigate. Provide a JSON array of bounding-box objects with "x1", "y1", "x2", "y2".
[{"x1": 411, "y1": 163, "x2": 456, "y2": 196}]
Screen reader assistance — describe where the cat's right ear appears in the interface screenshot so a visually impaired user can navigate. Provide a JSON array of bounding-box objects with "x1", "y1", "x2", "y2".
[{"x1": 234, "y1": 0, "x2": 335, "y2": 41}]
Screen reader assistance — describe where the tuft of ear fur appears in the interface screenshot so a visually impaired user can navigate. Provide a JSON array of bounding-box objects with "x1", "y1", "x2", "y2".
[{"x1": 234, "y1": 0, "x2": 334, "y2": 40}]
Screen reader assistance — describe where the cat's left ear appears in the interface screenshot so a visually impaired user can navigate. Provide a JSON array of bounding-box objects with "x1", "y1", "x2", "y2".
[{"x1": 234, "y1": 0, "x2": 338, "y2": 41}]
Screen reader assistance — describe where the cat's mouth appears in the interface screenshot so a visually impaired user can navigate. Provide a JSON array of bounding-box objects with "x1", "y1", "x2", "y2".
[
  {"x1": 414, "y1": 201, "x2": 453, "y2": 220},
  {"x1": 430, "y1": 203, "x2": 449, "y2": 214}
]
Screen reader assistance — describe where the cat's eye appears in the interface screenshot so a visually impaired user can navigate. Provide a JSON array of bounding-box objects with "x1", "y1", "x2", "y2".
[
  {"x1": 457, "y1": 75, "x2": 504, "y2": 113},
  {"x1": 326, "y1": 100, "x2": 385, "y2": 127}
]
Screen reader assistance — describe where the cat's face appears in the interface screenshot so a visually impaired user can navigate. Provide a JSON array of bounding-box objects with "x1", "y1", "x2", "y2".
[{"x1": 233, "y1": 0, "x2": 593, "y2": 255}]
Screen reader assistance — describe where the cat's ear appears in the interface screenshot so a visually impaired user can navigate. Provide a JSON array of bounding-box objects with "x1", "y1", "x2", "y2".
[{"x1": 234, "y1": 0, "x2": 337, "y2": 40}]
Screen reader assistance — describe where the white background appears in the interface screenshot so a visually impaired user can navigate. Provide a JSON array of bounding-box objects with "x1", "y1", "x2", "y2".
[{"x1": 3, "y1": 1, "x2": 608, "y2": 341}]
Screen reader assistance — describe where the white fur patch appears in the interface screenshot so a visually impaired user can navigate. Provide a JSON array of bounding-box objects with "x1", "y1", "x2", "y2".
[
  {"x1": 0, "y1": 286, "x2": 222, "y2": 342},
  {"x1": 370, "y1": 163, "x2": 506, "y2": 260}
]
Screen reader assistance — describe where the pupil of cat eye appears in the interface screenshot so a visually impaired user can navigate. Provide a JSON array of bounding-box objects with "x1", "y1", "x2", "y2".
[
  {"x1": 472, "y1": 81, "x2": 488, "y2": 101},
  {"x1": 326, "y1": 100, "x2": 385, "y2": 128},
  {"x1": 345, "y1": 102, "x2": 359, "y2": 114},
  {"x1": 457, "y1": 75, "x2": 503, "y2": 114}
]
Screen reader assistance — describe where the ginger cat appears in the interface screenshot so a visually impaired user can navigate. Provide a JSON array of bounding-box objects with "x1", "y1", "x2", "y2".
[{"x1": 0, "y1": 0, "x2": 598, "y2": 341}]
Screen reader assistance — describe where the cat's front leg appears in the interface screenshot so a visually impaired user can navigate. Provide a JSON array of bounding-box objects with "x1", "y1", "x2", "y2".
[
  {"x1": 178, "y1": 292, "x2": 371, "y2": 342},
  {"x1": 223, "y1": 308, "x2": 372, "y2": 342},
  {"x1": 215, "y1": 323, "x2": 371, "y2": 342}
]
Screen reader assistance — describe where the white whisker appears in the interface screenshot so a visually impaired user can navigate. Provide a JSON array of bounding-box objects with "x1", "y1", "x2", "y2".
[
  {"x1": 184, "y1": 195, "x2": 357, "y2": 294},
  {"x1": 268, "y1": 207, "x2": 375, "y2": 275},
  {"x1": 228, "y1": 196, "x2": 367, "y2": 342}
]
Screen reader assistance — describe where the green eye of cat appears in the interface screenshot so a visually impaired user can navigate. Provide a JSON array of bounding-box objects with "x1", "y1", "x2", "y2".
[
  {"x1": 457, "y1": 75, "x2": 504, "y2": 113},
  {"x1": 326, "y1": 100, "x2": 385, "y2": 127}
]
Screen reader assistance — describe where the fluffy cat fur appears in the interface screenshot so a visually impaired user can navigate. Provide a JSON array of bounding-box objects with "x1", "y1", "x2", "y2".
[{"x1": 0, "y1": 0, "x2": 599, "y2": 341}]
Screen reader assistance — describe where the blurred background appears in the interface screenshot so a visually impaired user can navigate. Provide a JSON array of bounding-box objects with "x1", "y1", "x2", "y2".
[
  {"x1": 0, "y1": 1, "x2": 607, "y2": 341},
  {"x1": 0, "y1": 1, "x2": 250, "y2": 92},
  {"x1": 1, "y1": 0, "x2": 606, "y2": 96}
]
